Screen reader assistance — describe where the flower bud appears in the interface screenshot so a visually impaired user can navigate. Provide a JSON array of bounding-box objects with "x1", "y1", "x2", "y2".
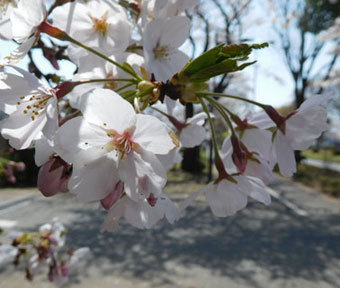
[
  {"x1": 37, "y1": 158, "x2": 70, "y2": 197},
  {"x1": 100, "y1": 181, "x2": 124, "y2": 210},
  {"x1": 9, "y1": 161, "x2": 26, "y2": 172}
]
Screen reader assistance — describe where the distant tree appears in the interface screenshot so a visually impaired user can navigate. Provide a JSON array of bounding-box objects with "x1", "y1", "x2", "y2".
[
  {"x1": 316, "y1": 17, "x2": 340, "y2": 122},
  {"x1": 268, "y1": 0, "x2": 339, "y2": 162},
  {"x1": 268, "y1": 0, "x2": 339, "y2": 108},
  {"x1": 182, "y1": 0, "x2": 254, "y2": 177}
]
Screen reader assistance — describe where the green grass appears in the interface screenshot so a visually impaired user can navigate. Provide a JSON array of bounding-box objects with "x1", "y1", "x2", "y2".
[
  {"x1": 302, "y1": 149, "x2": 340, "y2": 163},
  {"x1": 294, "y1": 164, "x2": 340, "y2": 198}
]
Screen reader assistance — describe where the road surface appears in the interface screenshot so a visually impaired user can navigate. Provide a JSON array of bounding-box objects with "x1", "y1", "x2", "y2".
[{"x1": 0, "y1": 177, "x2": 339, "y2": 288}]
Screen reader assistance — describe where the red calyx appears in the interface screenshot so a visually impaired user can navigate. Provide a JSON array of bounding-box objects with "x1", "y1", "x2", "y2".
[
  {"x1": 264, "y1": 105, "x2": 286, "y2": 134},
  {"x1": 54, "y1": 81, "x2": 80, "y2": 99},
  {"x1": 38, "y1": 21, "x2": 69, "y2": 41},
  {"x1": 231, "y1": 135, "x2": 247, "y2": 174}
]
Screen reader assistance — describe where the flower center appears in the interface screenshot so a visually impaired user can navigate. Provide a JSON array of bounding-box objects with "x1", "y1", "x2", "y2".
[
  {"x1": 106, "y1": 127, "x2": 139, "y2": 158},
  {"x1": 153, "y1": 44, "x2": 171, "y2": 60},
  {"x1": 90, "y1": 11, "x2": 110, "y2": 37},
  {"x1": 16, "y1": 90, "x2": 54, "y2": 121}
]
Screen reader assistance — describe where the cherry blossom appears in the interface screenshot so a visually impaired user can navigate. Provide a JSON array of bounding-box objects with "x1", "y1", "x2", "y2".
[
  {"x1": 221, "y1": 134, "x2": 274, "y2": 184},
  {"x1": 101, "y1": 192, "x2": 180, "y2": 230},
  {"x1": 54, "y1": 88, "x2": 177, "y2": 202},
  {"x1": 52, "y1": 0, "x2": 132, "y2": 53},
  {"x1": 0, "y1": 0, "x2": 17, "y2": 39},
  {"x1": 205, "y1": 175, "x2": 271, "y2": 217},
  {"x1": 0, "y1": 0, "x2": 332, "y2": 233},
  {"x1": 4, "y1": 0, "x2": 46, "y2": 63},
  {"x1": 0, "y1": 66, "x2": 58, "y2": 149},
  {"x1": 141, "y1": 0, "x2": 199, "y2": 25},
  {"x1": 0, "y1": 219, "x2": 90, "y2": 283},
  {"x1": 253, "y1": 95, "x2": 330, "y2": 176},
  {"x1": 68, "y1": 52, "x2": 144, "y2": 109},
  {"x1": 143, "y1": 16, "x2": 190, "y2": 81}
]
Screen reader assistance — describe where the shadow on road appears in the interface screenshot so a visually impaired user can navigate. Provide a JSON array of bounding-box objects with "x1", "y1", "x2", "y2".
[{"x1": 55, "y1": 197, "x2": 340, "y2": 287}]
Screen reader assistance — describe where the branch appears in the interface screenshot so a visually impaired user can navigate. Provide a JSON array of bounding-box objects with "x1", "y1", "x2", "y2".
[
  {"x1": 316, "y1": 54, "x2": 339, "y2": 94},
  {"x1": 196, "y1": 10, "x2": 210, "y2": 52}
]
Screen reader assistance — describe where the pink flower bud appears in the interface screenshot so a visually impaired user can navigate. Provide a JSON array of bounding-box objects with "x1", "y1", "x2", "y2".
[
  {"x1": 7, "y1": 175, "x2": 16, "y2": 184},
  {"x1": 4, "y1": 166, "x2": 13, "y2": 176},
  {"x1": 10, "y1": 161, "x2": 26, "y2": 172},
  {"x1": 4, "y1": 167, "x2": 16, "y2": 184},
  {"x1": 101, "y1": 181, "x2": 124, "y2": 210},
  {"x1": 37, "y1": 158, "x2": 70, "y2": 197},
  {"x1": 59, "y1": 176, "x2": 70, "y2": 193}
]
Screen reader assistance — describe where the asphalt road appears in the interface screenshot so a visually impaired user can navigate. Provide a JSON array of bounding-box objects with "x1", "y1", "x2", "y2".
[{"x1": 0, "y1": 177, "x2": 339, "y2": 288}]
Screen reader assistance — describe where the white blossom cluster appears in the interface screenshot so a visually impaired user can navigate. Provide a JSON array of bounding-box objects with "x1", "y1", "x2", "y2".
[
  {"x1": 0, "y1": 219, "x2": 90, "y2": 284},
  {"x1": 0, "y1": 0, "x2": 330, "y2": 230}
]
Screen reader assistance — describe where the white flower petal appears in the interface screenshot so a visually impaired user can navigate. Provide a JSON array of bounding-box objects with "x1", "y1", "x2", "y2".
[
  {"x1": 143, "y1": 18, "x2": 163, "y2": 51},
  {"x1": 69, "y1": 153, "x2": 119, "y2": 202},
  {"x1": 188, "y1": 112, "x2": 207, "y2": 126},
  {"x1": 275, "y1": 132, "x2": 296, "y2": 177},
  {"x1": 206, "y1": 181, "x2": 248, "y2": 217},
  {"x1": 124, "y1": 197, "x2": 163, "y2": 229},
  {"x1": 159, "y1": 16, "x2": 190, "y2": 48},
  {"x1": 1, "y1": 105, "x2": 46, "y2": 149},
  {"x1": 180, "y1": 124, "x2": 206, "y2": 148},
  {"x1": 54, "y1": 116, "x2": 110, "y2": 164},
  {"x1": 34, "y1": 134, "x2": 54, "y2": 166},
  {"x1": 81, "y1": 88, "x2": 135, "y2": 131},
  {"x1": 246, "y1": 176, "x2": 271, "y2": 205},
  {"x1": 119, "y1": 150, "x2": 167, "y2": 201},
  {"x1": 5, "y1": 36, "x2": 36, "y2": 65},
  {"x1": 287, "y1": 107, "x2": 328, "y2": 150},
  {"x1": 133, "y1": 114, "x2": 176, "y2": 154},
  {"x1": 101, "y1": 198, "x2": 126, "y2": 232}
]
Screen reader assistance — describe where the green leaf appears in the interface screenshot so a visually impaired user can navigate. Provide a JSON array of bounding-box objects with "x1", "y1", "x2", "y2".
[
  {"x1": 189, "y1": 60, "x2": 257, "y2": 82},
  {"x1": 177, "y1": 42, "x2": 268, "y2": 83},
  {"x1": 179, "y1": 44, "x2": 225, "y2": 79}
]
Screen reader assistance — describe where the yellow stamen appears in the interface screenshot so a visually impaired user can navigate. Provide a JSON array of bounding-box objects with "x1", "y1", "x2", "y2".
[
  {"x1": 90, "y1": 11, "x2": 110, "y2": 37},
  {"x1": 153, "y1": 45, "x2": 170, "y2": 60}
]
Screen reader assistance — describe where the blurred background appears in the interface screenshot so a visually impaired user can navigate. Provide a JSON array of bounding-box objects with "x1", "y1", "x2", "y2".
[
  {"x1": 0, "y1": 0, "x2": 340, "y2": 287},
  {"x1": 1, "y1": 0, "x2": 339, "y2": 196}
]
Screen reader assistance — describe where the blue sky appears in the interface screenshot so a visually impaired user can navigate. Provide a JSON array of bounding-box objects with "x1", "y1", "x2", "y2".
[
  {"x1": 0, "y1": 37, "x2": 295, "y2": 109},
  {"x1": 2, "y1": 0, "x2": 337, "y2": 110}
]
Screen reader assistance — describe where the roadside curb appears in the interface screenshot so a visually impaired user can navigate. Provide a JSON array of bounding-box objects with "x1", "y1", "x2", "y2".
[{"x1": 0, "y1": 195, "x2": 37, "y2": 212}]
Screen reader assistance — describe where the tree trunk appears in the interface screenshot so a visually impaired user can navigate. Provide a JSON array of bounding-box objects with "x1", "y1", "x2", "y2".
[{"x1": 294, "y1": 87, "x2": 306, "y2": 163}]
